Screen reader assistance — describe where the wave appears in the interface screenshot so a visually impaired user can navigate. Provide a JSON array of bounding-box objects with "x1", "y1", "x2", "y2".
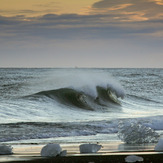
[
  {"x1": 0, "y1": 121, "x2": 117, "y2": 142},
  {"x1": 28, "y1": 86, "x2": 123, "y2": 111},
  {"x1": 1, "y1": 115, "x2": 163, "y2": 143},
  {"x1": 127, "y1": 94, "x2": 162, "y2": 104}
]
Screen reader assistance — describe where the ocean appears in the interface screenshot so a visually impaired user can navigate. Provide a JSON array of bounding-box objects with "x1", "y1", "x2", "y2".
[{"x1": 0, "y1": 68, "x2": 163, "y2": 145}]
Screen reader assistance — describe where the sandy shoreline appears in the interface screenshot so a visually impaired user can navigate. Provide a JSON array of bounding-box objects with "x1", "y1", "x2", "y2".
[{"x1": 0, "y1": 142, "x2": 162, "y2": 162}]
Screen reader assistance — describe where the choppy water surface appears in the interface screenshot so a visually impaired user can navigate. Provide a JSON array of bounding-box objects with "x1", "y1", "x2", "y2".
[{"x1": 0, "y1": 68, "x2": 162, "y2": 144}]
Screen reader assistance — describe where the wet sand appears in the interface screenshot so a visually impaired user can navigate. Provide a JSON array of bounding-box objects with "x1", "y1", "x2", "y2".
[{"x1": 0, "y1": 142, "x2": 163, "y2": 163}]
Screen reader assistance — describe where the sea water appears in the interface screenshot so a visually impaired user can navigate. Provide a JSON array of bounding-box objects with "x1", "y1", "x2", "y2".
[{"x1": 0, "y1": 68, "x2": 162, "y2": 144}]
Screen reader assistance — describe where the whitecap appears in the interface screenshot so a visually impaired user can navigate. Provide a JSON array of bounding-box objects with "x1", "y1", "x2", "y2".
[{"x1": 118, "y1": 121, "x2": 160, "y2": 144}]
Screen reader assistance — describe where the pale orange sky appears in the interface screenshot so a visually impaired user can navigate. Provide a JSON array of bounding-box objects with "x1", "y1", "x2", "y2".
[
  {"x1": 0, "y1": 0, "x2": 163, "y2": 68},
  {"x1": 0, "y1": 0, "x2": 98, "y2": 17},
  {"x1": 0, "y1": 0, "x2": 163, "y2": 21}
]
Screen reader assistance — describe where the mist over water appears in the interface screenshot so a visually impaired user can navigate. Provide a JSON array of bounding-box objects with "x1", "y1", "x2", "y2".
[{"x1": 0, "y1": 68, "x2": 163, "y2": 143}]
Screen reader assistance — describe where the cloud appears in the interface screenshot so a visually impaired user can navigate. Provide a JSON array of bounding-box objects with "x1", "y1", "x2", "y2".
[
  {"x1": 0, "y1": 12, "x2": 162, "y2": 68},
  {"x1": 92, "y1": 0, "x2": 163, "y2": 21},
  {"x1": 0, "y1": 1, "x2": 162, "y2": 68},
  {"x1": 93, "y1": 0, "x2": 131, "y2": 8},
  {"x1": 0, "y1": 0, "x2": 162, "y2": 40},
  {"x1": 153, "y1": 0, "x2": 163, "y2": 5},
  {"x1": 0, "y1": 12, "x2": 163, "y2": 43}
]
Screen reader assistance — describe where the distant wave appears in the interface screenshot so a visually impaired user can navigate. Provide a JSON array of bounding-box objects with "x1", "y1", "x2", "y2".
[
  {"x1": 27, "y1": 86, "x2": 123, "y2": 111},
  {"x1": 127, "y1": 94, "x2": 162, "y2": 104},
  {"x1": 0, "y1": 121, "x2": 118, "y2": 142},
  {"x1": 1, "y1": 115, "x2": 163, "y2": 143}
]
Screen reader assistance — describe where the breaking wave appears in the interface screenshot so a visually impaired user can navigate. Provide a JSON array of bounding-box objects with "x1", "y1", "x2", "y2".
[{"x1": 28, "y1": 85, "x2": 124, "y2": 111}]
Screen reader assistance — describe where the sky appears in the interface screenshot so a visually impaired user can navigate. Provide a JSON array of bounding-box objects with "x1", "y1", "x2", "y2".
[{"x1": 0, "y1": 0, "x2": 163, "y2": 68}]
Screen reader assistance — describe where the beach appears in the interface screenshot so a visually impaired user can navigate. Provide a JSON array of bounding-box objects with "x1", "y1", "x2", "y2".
[
  {"x1": 0, "y1": 141, "x2": 163, "y2": 162},
  {"x1": 0, "y1": 68, "x2": 163, "y2": 162}
]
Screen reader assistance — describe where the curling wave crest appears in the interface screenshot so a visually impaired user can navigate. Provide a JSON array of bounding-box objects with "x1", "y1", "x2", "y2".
[{"x1": 29, "y1": 85, "x2": 124, "y2": 111}]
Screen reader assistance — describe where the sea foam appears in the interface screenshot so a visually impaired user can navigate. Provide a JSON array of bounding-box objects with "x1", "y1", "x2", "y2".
[
  {"x1": 40, "y1": 69, "x2": 125, "y2": 99},
  {"x1": 118, "y1": 121, "x2": 160, "y2": 144}
]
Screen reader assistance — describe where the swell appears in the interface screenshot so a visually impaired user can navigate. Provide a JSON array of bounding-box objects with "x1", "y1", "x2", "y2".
[
  {"x1": 0, "y1": 120, "x2": 120, "y2": 142},
  {"x1": 1, "y1": 115, "x2": 163, "y2": 142},
  {"x1": 28, "y1": 86, "x2": 122, "y2": 111},
  {"x1": 127, "y1": 94, "x2": 162, "y2": 104}
]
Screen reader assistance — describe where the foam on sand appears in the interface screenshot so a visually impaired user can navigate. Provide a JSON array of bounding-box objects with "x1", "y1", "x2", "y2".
[{"x1": 118, "y1": 121, "x2": 160, "y2": 144}]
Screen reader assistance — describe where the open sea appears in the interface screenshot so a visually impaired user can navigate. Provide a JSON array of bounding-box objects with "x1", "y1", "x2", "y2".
[{"x1": 0, "y1": 68, "x2": 163, "y2": 145}]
